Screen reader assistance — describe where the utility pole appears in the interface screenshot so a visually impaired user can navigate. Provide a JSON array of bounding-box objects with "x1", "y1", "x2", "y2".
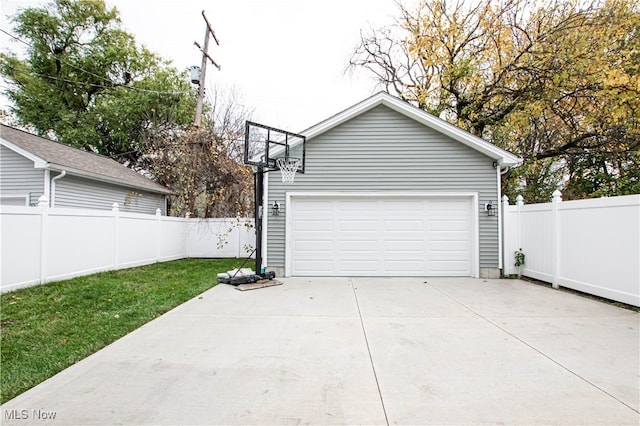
[{"x1": 194, "y1": 10, "x2": 220, "y2": 127}]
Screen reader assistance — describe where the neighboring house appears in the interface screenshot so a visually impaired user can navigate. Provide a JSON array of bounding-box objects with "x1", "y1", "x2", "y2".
[
  {"x1": 264, "y1": 92, "x2": 521, "y2": 279},
  {"x1": 0, "y1": 124, "x2": 171, "y2": 214}
]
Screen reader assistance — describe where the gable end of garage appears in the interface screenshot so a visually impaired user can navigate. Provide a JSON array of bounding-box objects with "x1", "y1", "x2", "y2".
[{"x1": 266, "y1": 104, "x2": 501, "y2": 278}]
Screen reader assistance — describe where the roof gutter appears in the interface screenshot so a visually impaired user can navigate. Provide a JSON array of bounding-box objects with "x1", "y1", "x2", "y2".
[
  {"x1": 50, "y1": 170, "x2": 67, "y2": 207},
  {"x1": 46, "y1": 164, "x2": 172, "y2": 195}
]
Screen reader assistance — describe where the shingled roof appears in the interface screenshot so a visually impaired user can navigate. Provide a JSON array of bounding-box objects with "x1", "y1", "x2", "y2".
[{"x1": 0, "y1": 124, "x2": 171, "y2": 195}]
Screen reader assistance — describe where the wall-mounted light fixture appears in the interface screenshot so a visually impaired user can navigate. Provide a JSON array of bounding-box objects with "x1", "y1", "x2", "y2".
[
  {"x1": 492, "y1": 161, "x2": 498, "y2": 168},
  {"x1": 272, "y1": 201, "x2": 280, "y2": 216},
  {"x1": 485, "y1": 201, "x2": 496, "y2": 216}
]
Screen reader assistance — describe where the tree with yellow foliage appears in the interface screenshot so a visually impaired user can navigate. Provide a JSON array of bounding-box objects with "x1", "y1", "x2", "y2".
[{"x1": 350, "y1": 0, "x2": 639, "y2": 201}]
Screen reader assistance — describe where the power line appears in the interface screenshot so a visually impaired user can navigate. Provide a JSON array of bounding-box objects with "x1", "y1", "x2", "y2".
[
  {"x1": 2, "y1": 28, "x2": 123, "y2": 86},
  {"x1": 1, "y1": 28, "x2": 192, "y2": 96},
  {"x1": 1, "y1": 28, "x2": 30, "y2": 47},
  {"x1": 3, "y1": 63, "x2": 192, "y2": 95}
]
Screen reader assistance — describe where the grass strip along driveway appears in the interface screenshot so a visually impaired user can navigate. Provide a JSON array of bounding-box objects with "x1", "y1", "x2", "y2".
[{"x1": 0, "y1": 258, "x2": 240, "y2": 404}]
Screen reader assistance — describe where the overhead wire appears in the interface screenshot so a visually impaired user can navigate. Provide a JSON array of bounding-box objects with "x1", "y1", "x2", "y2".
[{"x1": 0, "y1": 28, "x2": 193, "y2": 95}]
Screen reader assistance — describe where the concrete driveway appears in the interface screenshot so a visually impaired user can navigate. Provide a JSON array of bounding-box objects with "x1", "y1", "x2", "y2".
[{"x1": 2, "y1": 278, "x2": 638, "y2": 425}]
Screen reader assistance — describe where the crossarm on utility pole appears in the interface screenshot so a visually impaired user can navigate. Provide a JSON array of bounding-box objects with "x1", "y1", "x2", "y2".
[
  {"x1": 194, "y1": 42, "x2": 221, "y2": 70},
  {"x1": 194, "y1": 10, "x2": 220, "y2": 127},
  {"x1": 201, "y1": 10, "x2": 220, "y2": 45}
]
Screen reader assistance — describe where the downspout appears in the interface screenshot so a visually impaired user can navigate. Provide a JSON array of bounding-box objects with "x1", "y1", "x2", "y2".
[
  {"x1": 50, "y1": 171, "x2": 67, "y2": 207},
  {"x1": 43, "y1": 169, "x2": 51, "y2": 205},
  {"x1": 498, "y1": 165, "x2": 511, "y2": 275},
  {"x1": 497, "y1": 165, "x2": 503, "y2": 272}
]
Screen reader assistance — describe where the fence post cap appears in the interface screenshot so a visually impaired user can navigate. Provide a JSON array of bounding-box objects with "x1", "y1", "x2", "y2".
[
  {"x1": 502, "y1": 195, "x2": 509, "y2": 203},
  {"x1": 516, "y1": 195, "x2": 524, "y2": 205},
  {"x1": 552, "y1": 190, "x2": 563, "y2": 202},
  {"x1": 38, "y1": 195, "x2": 49, "y2": 207},
  {"x1": 112, "y1": 202, "x2": 119, "y2": 212},
  {"x1": 156, "y1": 208, "x2": 162, "y2": 216}
]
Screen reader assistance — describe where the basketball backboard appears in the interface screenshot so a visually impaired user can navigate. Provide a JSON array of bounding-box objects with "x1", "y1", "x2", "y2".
[{"x1": 244, "y1": 121, "x2": 306, "y2": 174}]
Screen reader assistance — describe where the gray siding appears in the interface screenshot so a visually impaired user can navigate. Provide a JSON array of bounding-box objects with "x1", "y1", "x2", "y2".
[
  {"x1": 267, "y1": 105, "x2": 499, "y2": 271},
  {"x1": 0, "y1": 145, "x2": 44, "y2": 205},
  {"x1": 55, "y1": 175, "x2": 166, "y2": 214}
]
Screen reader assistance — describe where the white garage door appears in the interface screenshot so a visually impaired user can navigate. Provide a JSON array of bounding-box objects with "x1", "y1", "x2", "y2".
[{"x1": 289, "y1": 196, "x2": 475, "y2": 276}]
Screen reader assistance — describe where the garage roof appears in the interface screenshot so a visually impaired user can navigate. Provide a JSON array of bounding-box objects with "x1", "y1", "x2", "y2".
[{"x1": 302, "y1": 92, "x2": 521, "y2": 167}]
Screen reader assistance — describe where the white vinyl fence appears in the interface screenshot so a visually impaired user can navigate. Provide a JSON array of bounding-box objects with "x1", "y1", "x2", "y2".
[
  {"x1": 503, "y1": 192, "x2": 640, "y2": 307},
  {"x1": 0, "y1": 199, "x2": 254, "y2": 293}
]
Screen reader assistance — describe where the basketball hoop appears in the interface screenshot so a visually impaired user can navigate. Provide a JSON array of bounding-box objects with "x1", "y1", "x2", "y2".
[{"x1": 276, "y1": 157, "x2": 301, "y2": 183}]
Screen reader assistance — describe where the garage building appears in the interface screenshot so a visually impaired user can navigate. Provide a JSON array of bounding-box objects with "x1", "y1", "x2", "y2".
[{"x1": 264, "y1": 92, "x2": 520, "y2": 279}]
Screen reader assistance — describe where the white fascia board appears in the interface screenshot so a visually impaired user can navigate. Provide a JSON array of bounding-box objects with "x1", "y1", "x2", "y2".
[{"x1": 0, "y1": 138, "x2": 48, "y2": 168}]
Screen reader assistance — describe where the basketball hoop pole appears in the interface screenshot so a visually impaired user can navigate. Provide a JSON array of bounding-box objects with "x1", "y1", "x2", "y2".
[{"x1": 254, "y1": 166, "x2": 265, "y2": 276}]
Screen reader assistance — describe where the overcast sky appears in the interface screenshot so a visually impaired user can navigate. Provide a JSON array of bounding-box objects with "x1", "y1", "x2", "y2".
[{"x1": 1, "y1": 0, "x2": 411, "y2": 132}]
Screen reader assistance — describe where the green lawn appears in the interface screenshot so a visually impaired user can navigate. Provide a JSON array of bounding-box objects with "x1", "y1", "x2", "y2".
[{"x1": 0, "y1": 258, "x2": 242, "y2": 404}]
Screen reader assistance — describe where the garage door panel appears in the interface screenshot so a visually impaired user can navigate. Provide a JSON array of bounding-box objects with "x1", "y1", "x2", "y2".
[
  {"x1": 339, "y1": 220, "x2": 378, "y2": 231},
  {"x1": 430, "y1": 251, "x2": 469, "y2": 260},
  {"x1": 295, "y1": 254, "x2": 333, "y2": 263},
  {"x1": 383, "y1": 253, "x2": 427, "y2": 263},
  {"x1": 384, "y1": 240, "x2": 425, "y2": 251},
  {"x1": 431, "y1": 260, "x2": 470, "y2": 274},
  {"x1": 384, "y1": 219, "x2": 424, "y2": 231},
  {"x1": 338, "y1": 259, "x2": 378, "y2": 273},
  {"x1": 336, "y1": 232, "x2": 379, "y2": 241},
  {"x1": 340, "y1": 240, "x2": 379, "y2": 252},
  {"x1": 431, "y1": 231, "x2": 469, "y2": 242},
  {"x1": 430, "y1": 213, "x2": 469, "y2": 221},
  {"x1": 294, "y1": 240, "x2": 333, "y2": 252},
  {"x1": 294, "y1": 260, "x2": 334, "y2": 274},
  {"x1": 295, "y1": 200, "x2": 332, "y2": 212},
  {"x1": 431, "y1": 240, "x2": 469, "y2": 251},
  {"x1": 340, "y1": 252, "x2": 380, "y2": 263},
  {"x1": 430, "y1": 199, "x2": 469, "y2": 211},
  {"x1": 381, "y1": 231, "x2": 426, "y2": 241},
  {"x1": 295, "y1": 220, "x2": 333, "y2": 231},
  {"x1": 382, "y1": 260, "x2": 428, "y2": 274},
  {"x1": 293, "y1": 232, "x2": 334, "y2": 242},
  {"x1": 294, "y1": 247, "x2": 333, "y2": 259},
  {"x1": 339, "y1": 201, "x2": 378, "y2": 212},
  {"x1": 384, "y1": 200, "x2": 424, "y2": 212},
  {"x1": 290, "y1": 196, "x2": 473, "y2": 277},
  {"x1": 430, "y1": 220, "x2": 469, "y2": 232}
]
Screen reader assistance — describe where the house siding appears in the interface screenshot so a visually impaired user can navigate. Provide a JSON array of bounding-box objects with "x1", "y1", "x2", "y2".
[
  {"x1": 54, "y1": 174, "x2": 166, "y2": 214},
  {"x1": 266, "y1": 105, "x2": 499, "y2": 271},
  {"x1": 0, "y1": 145, "x2": 44, "y2": 205}
]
